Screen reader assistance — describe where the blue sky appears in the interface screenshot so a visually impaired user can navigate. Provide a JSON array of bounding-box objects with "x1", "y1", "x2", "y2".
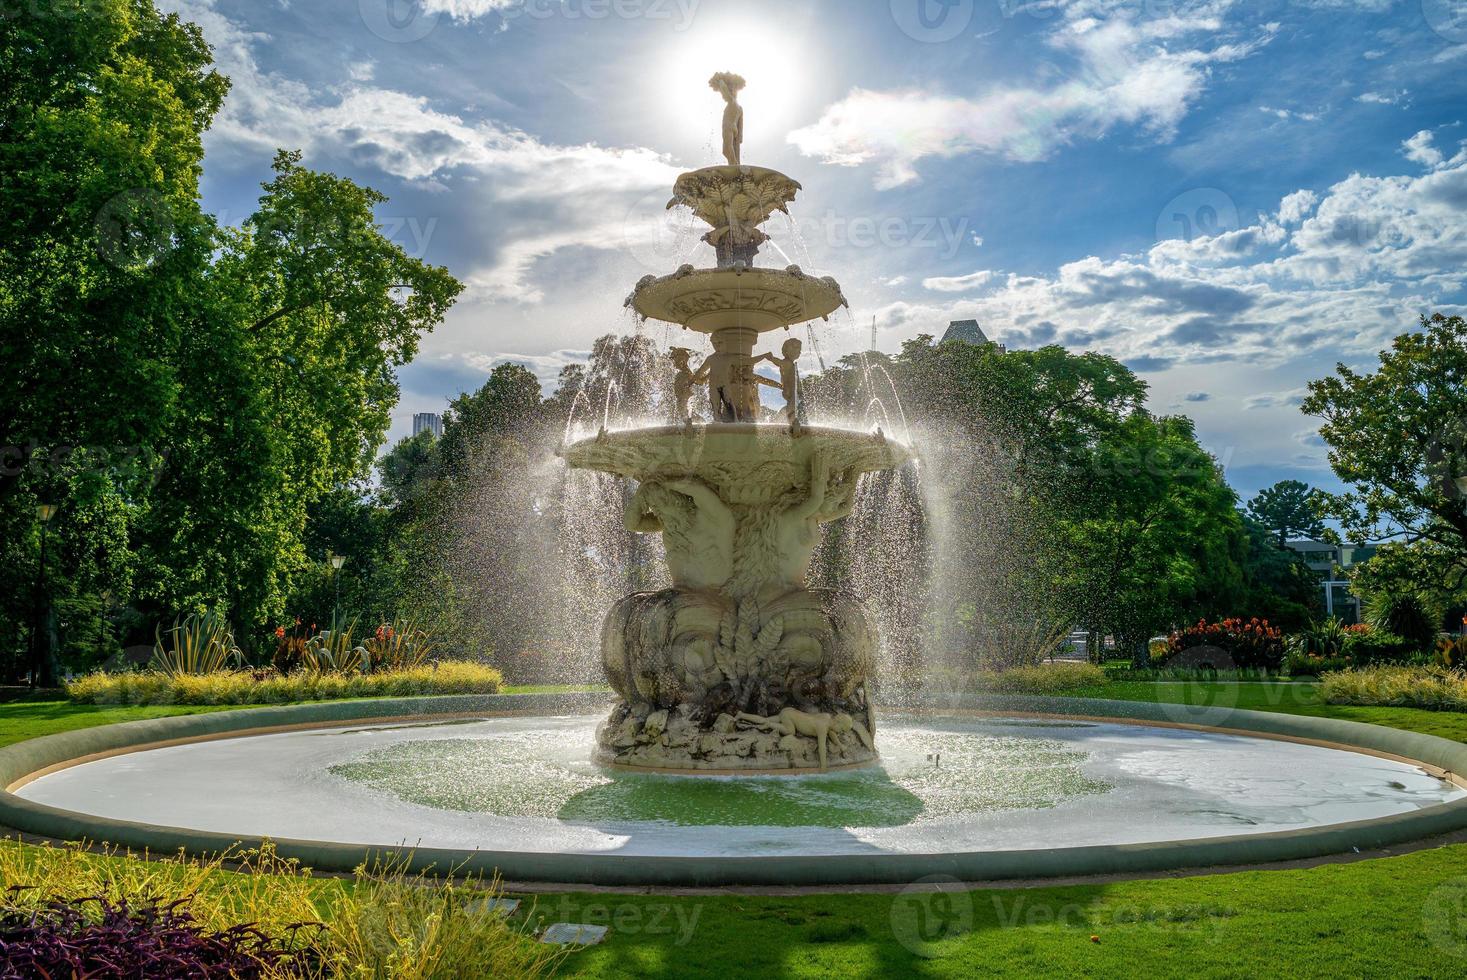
[{"x1": 165, "y1": 0, "x2": 1467, "y2": 500}]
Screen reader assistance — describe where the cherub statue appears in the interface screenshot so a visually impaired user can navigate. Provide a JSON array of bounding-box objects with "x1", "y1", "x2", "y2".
[
  {"x1": 756, "y1": 337, "x2": 803, "y2": 432},
  {"x1": 709, "y1": 72, "x2": 745, "y2": 167},
  {"x1": 699, "y1": 332, "x2": 758, "y2": 422},
  {"x1": 735, "y1": 707, "x2": 875, "y2": 770},
  {"x1": 669, "y1": 347, "x2": 705, "y2": 424}
]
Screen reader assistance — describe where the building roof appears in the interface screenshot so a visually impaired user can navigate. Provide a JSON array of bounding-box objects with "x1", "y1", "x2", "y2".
[{"x1": 942, "y1": 319, "x2": 990, "y2": 345}]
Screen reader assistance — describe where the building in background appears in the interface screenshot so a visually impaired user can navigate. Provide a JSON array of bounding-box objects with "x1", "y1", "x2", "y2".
[
  {"x1": 942, "y1": 319, "x2": 1007, "y2": 352},
  {"x1": 412, "y1": 412, "x2": 443, "y2": 439},
  {"x1": 1286, "y1": 539, "x2": 1379, "y2": 623}
]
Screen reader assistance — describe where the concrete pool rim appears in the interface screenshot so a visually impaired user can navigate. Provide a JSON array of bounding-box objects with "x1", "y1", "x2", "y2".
[{"x1": 2, "y1": 692, "x2": 1465, "y2": 887}]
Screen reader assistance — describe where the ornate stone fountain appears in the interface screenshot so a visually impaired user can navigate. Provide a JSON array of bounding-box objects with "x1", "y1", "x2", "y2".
[{"x1": 561, "y1": 73, "x2": 911, "y2": 771}]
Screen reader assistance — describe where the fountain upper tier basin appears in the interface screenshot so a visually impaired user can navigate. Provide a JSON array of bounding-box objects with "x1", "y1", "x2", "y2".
[
  {"x1": 629, "y1": 266, "x2": 847, "y2": 332},
  {"x1": 668, "y1": 165, "x2": 802, "y2": 231},
  {"x1": 561, "y1": 424, "x2": 912, "y2": 505}
]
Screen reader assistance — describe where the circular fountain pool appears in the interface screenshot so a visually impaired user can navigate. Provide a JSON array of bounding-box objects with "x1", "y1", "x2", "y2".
[{"x1": 13, "y1": 712, "x2": 1462, "y2": 864}]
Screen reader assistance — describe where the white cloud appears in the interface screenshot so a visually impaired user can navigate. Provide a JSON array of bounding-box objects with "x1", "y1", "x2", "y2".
[
  {"x1": 864, "y1": 156, "x2": 1467, "y2": 376},
  {"x1": 788, "y1": 2, "x2": 1272, "y2": 186},
  {"x1": 922, "y1": 270, "x2": 996, "y2": 293},
  {"x1": 1245, "y1": 389, "x2": 1309, "y2": 410},
  {"x1": 1278, "y1": 189, "x2": 1319, "y2": 225},
  {"x1": 1402, "y1": 129, "x2": 1444, "y2": 169},
  {"x1": 1261, "y1": 106, "x2": 1322, "y2": 121},
  {"x1": 1356, "y1": 89, "x2": 1407, "y2": 106},
  {"x1": 158, "y1": 0, "x2": 681, "y2": 302}
]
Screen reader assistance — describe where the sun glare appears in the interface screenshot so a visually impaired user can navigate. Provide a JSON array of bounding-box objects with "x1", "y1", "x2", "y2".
[{"x1": 659, "y1": 19, "x2": 808, "y2": 155}]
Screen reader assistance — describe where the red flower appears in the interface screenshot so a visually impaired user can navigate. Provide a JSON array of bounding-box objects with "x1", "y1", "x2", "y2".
[{"x1": 274, "y1": 626, "x2": 286, "y2": 639}]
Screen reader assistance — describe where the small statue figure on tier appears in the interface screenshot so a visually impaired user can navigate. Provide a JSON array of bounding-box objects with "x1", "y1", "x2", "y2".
[
  {"x1": 709, "y1": 71, "x2": 745, "y2": 167},
  {"x1": 700, "y1": 334, "x2": 760, "y2": 422},
  {"x1": 668, "y1": 347, "x2": 705, "y2": 424},
  {"x1": 756, "y1": 337, "x2": 804, "y2": 433}
]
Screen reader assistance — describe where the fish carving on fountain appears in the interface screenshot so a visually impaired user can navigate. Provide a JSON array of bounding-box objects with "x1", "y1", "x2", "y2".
[{"x1": 561, "y1": 72, "x2": 911, "y2": 771}]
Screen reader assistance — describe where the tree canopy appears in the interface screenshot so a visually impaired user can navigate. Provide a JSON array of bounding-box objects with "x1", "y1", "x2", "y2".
[{"x1": 1304, "y1": 313, "x2": 1467, "y2": 596}]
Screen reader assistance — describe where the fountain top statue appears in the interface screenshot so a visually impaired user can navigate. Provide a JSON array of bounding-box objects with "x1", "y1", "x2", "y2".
[
  {"x1": 709, "y1": 71, "x2": 744, "y2": 166},
  {"x1": 561, "y1": 71, "x2": 910, "y2": 771}
]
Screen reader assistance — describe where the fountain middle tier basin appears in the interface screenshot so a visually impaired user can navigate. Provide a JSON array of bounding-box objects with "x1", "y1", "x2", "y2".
[
  {"x1": 629, "y1": 266, "x2": 846, "y2": 332},
  {"x1": 561, "y1": 423, "x2": 910, "y2": 503}
]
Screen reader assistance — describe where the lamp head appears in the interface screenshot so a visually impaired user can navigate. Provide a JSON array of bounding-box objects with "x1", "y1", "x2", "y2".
[
  {"x1": 36, "y1": 503, "x2": 57, "y2": 523},
  {"x1": 329, "y1": 553, "x2": 347, "y2": 570}
]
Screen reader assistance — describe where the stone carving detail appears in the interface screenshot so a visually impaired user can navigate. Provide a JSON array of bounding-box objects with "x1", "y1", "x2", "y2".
[
  {"x1": 597, "y1": 587, "x2": 877, "y2": 770},
  {"x1": 668, "y1": 165, "x2": 802, "y2": 267}
]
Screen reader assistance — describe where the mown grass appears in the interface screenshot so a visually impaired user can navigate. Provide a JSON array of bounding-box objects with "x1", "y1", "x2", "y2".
[
  {"x1": 64, "y1": 660, "x2": 504, "y2": 706},
  {"x1": 557, "y1": 845, "x2": 1467, "y2": 977}
]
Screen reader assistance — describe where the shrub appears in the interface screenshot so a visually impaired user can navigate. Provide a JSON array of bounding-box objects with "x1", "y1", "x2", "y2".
[
  {"x1": 974, "y1": 662, "x2": 1106, "y2": 694},
  {"x1": 1319, "y1": 665, "x2": 1467, "y2": 711},
  {"x1": 1342, "y1": 628, "x2": 1420, "y2": 666},
  {"x1": 64, "y1": 661, "x2": 503, "y2": 706},
  {"x1": 1165, "y1": 618, "x2": 1284, "y2": 671},
  {"x1": 1365, "y1": 591, "x2": 1439, "y2": 653},
  {"x1": 362, "y1": 619, "x2": 439, "y2": 673},
  {"x1": 0, "y1": 891, "x2": 314, "y2": 979},
  {"x1": 1437, "y1": 634, "x2": 1467, "y2": 669},
  {"x1": 301, "y1": 616, "x2": 368, "y2": 674},
  {"x1": 151, "y1": 613, "x2": 243, "y2": 677},
  {"x1": 0, "y1": 839, "x2": 563, "y2": 979}
]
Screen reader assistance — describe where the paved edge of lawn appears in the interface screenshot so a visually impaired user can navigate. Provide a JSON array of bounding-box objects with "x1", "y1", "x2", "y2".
[{"x1": 2, "y1": 692, "x2": 1466, "y2": 888}]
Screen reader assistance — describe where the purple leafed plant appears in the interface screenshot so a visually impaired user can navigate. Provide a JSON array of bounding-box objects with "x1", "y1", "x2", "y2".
[{"x1": 0, "y1": 888, "x2": 320, "y2": 979}]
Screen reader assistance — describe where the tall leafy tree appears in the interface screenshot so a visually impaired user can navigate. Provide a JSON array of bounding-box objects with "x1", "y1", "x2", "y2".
[
  {"x1": 1303, "y1": 313, "x2": 1467, "y2": 595},
  {"x1": 1247, "y1": 480, "x2": 1326, "y2": 547}
]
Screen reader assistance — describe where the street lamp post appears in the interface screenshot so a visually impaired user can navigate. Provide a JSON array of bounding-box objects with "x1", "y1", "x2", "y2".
[
  {"x1": 32, "y1": 503, "x2": 58, "y2": 689},
  {"x1": 329, "y1": 552, "x2": 347, "y2": 625}
]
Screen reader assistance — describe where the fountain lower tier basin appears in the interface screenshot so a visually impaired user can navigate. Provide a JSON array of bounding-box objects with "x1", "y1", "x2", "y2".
[
  {"x1": 629, "y1": 267, "x2": 846, "y2": 332},
  {"x1": 561, "y1": 424, "x2": 911, "y2": 501},
  {"x1": 15, "y1": 713, "x2": 1463, "y2": 865}
]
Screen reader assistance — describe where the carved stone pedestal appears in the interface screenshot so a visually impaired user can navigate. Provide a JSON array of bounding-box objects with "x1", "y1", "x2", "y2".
[
  {"x1": 596, "y1": 587, "x2": 877, "y2": 771},
  {"x1": 562, "y1": 425, "x2": 909, "y2": 772}
]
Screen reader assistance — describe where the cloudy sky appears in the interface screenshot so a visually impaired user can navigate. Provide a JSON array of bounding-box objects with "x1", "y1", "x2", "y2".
[{"x1": 164, "y1": 0, "x2": 1467, "y2": 499}]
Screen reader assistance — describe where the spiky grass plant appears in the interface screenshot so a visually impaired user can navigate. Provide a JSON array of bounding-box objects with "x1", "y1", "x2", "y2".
[{"x1": 151, "y1": 612, "x2": 243, "y2": 677}]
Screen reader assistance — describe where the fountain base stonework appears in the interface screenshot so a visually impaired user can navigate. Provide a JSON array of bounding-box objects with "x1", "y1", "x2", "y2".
[
  {"x1": 563, "y1": 425, "x2": 908, "y2": 771},
  {"x1": 596, "y1": 587, "x2": 878, "y2": 770}
]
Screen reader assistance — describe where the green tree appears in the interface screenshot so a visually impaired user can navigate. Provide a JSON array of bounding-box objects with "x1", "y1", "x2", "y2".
[
  {"x1": 1303, "y1": 313, "x2": 1467, "y2": 596},
  {"x1": 1247, "y1": 480, "x2": 1326, "y2": 547},
  {"x1": 1057, "y1": 414, "x2": 1247, "y2": 663}
]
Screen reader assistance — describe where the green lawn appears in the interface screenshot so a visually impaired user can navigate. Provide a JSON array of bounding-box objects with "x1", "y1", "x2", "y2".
[{"x1": 4, "y1": 684, "x2": 1467, "y2": 977}]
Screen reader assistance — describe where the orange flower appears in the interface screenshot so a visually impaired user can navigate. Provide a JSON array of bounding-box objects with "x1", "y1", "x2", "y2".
[{"x1": 274, "y1": 626, "x2": 286, "y2": 639}]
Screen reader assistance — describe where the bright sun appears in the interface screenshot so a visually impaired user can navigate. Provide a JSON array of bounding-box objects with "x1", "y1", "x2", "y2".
[{"x1": 659, "y1": 19, "x2": 807, "y2": 154}]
